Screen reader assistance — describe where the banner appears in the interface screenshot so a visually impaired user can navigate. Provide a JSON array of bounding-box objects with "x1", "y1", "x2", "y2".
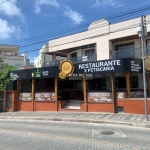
[{"x1": 87, "y1": 92, "x2": 112, "y2": 103}]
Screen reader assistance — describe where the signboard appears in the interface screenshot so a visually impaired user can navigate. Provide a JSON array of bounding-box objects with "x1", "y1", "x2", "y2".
[
  {"x1": 19, "y1": 93, "x2": 31, "y2": 101},
  {"x1": 87, "y1": 92, "x2": 112, "y2": 103},
  {"x1": 59, "y1": 60, "x2": 74, "y2": 79},
  {"x1": 10, "y1": 72, "x2": 19, "y2": 81},
  {"x1": 75, "y1": 58, "x2": 142, "y2": 74},
  {"x1": 9, "y1": 58, "x2": 143, "y2": 80},
  {"x1": 77, "y1": 59, "x2": 121, "y2": 74},
  {"x1": 130, "y1": 91, "x2": 144, "y2": 98},
  {"x1": 116, "y1": 92, "x2": 127, "y2": 99},
  {"x1": 35, "y1": 92, "x2": 55, "y2": 101},
  {"x1": 130, "y1": 59, "x2": 142, "y2": 72}
]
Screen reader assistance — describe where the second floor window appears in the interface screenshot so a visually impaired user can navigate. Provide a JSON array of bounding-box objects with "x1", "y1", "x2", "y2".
[
  {"x1": 70, "y1": 52, "x2": 77, "y2": 58},
  {"x1": 85, "y1": 49, "x2": 95, "y2": 56},
  {"x1": 6, "y1": 52, "x2": 13, "y2": 55},
  {"x1": 115, "y1": 42, "x2": 134, "y2": 51}
]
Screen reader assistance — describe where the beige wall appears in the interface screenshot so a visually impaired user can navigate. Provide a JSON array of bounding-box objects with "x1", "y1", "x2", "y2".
[{"x1": 48, "y1": 15, "x2": 150, "y2": 61}]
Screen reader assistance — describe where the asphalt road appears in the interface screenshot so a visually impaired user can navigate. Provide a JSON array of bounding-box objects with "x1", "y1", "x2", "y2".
[{"x1": 0, "y1": 120, "x2": 150, "y2": 150}]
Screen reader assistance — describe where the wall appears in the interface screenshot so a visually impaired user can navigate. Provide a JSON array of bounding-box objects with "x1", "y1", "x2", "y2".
[
  {"x1": 3, "y1": 56, "x2": 24, "y2": 67},
  {"x1": 34, "y1": 101, "x2": 57, "y2": 111},
  {"x1": 18, "y1": 101, "x2": 32, "y2": 111},
  {"x1": 117, "y1": 99, "x2": 150, "y2": 114},
  {"x1": 87, "y1": 103, "x2": 114, "y2": 112}
]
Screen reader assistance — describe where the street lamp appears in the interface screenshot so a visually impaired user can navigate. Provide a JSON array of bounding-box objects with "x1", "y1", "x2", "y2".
[{"x1": 137, "y1": 16, "x2": 148, "y2": 121}]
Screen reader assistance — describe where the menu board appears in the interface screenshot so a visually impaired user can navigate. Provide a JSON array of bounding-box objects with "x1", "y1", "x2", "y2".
[
  {"x1": 130, "y1": 91, "x2": 144, "y2": 98},
  {"x1": 19, "y1": 93, "x2": 32, "y2": 101},
  {"x1": 35, "y1": 93, "x2": 55, "y2": 101},
  {"x1": 87, "y1": 92, "x2": 112, "y2": 103},
  {"x1": 116, "y1": 92, "x2": 127, "y2": 99}
]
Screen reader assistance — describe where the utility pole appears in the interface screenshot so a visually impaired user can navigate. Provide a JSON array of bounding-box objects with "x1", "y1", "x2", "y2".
[{"x1": 137, "y1": 16, "x2": 148, "y2": 121}]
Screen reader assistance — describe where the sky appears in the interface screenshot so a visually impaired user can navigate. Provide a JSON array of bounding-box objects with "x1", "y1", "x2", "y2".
[{"x1": 0, "y1": 0, "x2": 150, "y2": 63}]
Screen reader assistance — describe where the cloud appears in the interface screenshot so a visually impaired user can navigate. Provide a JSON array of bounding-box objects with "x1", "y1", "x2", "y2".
[
  {"x1": 0, "y1": 18, "x2": 20, "y2": 39},
  {"x1": 94, "y1": 0, "x2": 122, "y2": 7},
  {"x1": 64, "y1": 7, "x2": 84, "y2": 24},
  {"x1": 34, "y1": 0, "x2": 60, "y2": 14},
  {"x1": 0, "y1": 0, "x2": 24, "y2": 20}
]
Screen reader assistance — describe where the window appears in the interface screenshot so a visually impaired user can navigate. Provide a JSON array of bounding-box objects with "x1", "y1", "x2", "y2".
[
  {"x1": 85, "y1": 49, "x2": 95, "y2": 56},
  {"x1": 70, "y1": 52, "x2": 77, "y2": 58},
  {"x1": 14, "y1": 64, "x2": 21, "y2": 69},
  {"x1": 115, "y1": 42, "x2": 134, "y2": 51},
  {"x1": 130, "y1": 76, "x2": 138, "y2": 88},
  {"x1": 70, "y1": 52, "x2": 77, "y2": 63},
  {"x1": 1, "y1": 51, "x2": 5, "y2": 55},
  {"x1": 115, "y1": 77, "x2": 126, "y2": 89},
  {"x1": 114, "y1": 42, "x2": 135, "y2": 58},
  {"x1": 6, "y1": 52, "x2": 12, "y2": 55},
  {"x1": 115, "y1": 75, "x2": 139, "y2": 89},
  {"x1": 146, "y1": 39, "x2": 150, "y2": 55}
]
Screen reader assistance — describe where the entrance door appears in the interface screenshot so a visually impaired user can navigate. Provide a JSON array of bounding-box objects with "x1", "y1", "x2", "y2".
[
  {"x1": 58, "y1": 79, "x2": 83, "y2": 101},
  {"x1": 6, "y1": 92, "x2": 12, "y2": 109}
]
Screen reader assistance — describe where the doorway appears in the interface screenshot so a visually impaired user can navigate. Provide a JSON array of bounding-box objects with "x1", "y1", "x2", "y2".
[{"x1": 58, "y1": 79, "x2": 83, "y2": 101}]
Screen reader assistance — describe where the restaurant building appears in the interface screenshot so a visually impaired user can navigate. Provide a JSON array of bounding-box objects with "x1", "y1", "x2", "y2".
[{"x1": 4, "y1": 15, "x2": 150, "y2": 114}]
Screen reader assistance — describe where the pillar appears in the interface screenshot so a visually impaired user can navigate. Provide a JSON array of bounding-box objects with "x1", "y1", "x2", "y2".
[
  {"x1": 31, "y1": 79, "x2": 35, "y2": 111},
  {"x1": 16, "y1": 80, "x2": 20, "y2": 111},
  {"x1": 126, "y1": 73, "x2": 130, "y2": 97},
  {"x1": 83, "y1": 76, "x2": 87, "y2": 103},
  {"x1": 111, "y1": 74, "x2": 116, "y2": 112},
  {"x1": 52, "y1": 54, "x2": 56, "y2": 61},
  {"x1": 55, "y1": 78, "x2": 58, "y2": 101}
]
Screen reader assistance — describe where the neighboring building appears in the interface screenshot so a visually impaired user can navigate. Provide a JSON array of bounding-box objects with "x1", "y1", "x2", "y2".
[
  {"x1": 34, "y1": 44, "x2": 65, "y2": 68},
  {"x1": 0, "y1": 44, "x2": 31, "y2": 69}
]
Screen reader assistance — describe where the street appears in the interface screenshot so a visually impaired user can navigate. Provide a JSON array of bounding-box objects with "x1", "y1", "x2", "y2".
[{"x1": 0, "y1": 120, "x2": 149, "y2": 150}]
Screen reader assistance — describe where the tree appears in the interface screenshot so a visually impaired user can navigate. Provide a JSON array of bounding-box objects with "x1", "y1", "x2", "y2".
[{"x1": 0, "y1": 58, "x2": 14, "y2": 92}]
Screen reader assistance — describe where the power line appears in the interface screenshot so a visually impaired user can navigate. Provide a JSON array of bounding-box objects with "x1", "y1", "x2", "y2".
[
  {"x1": 2, "y1": 4, "x2": 150, "y2": 48},
  {"x1": 0, "y1": 0, "x2": 149, "y2": 39},
  {"x1": 17, "y1": 6, "x2": 150, "y2": 47}
]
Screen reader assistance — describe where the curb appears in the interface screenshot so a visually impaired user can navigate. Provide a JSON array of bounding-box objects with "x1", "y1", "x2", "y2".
[{"x1": 0, "y1": 117, "x2": 150, "y2": 128}]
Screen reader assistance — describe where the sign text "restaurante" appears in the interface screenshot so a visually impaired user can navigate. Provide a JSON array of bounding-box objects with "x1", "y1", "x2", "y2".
[{"x1": 78, "y1": 60, "x2": 121, "y2": 73}]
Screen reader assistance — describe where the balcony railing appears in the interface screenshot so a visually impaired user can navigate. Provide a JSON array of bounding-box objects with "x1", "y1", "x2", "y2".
[
  {"x1": 45, "y1": 54, "x2": 97, "y2": 67},
  {"x1": 109, "y1": 47, "x2": 150, "y2": 59}
]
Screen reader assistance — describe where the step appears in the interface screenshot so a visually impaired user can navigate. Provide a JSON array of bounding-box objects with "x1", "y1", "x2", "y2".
[
  {"x1": 63, "y1": 106, "x2": 81, "y2": 109},
  {"x1": 69, "y1": 100, "x2": 82, "y2": 103},
  {"x1": 66, "y1": 103, "x2": 80, "y2": 106}
]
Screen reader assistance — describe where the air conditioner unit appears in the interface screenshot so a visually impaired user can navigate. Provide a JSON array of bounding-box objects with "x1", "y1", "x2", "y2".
[{"x1": 82, "y1": 56, "x2": 88, "y2": 61}]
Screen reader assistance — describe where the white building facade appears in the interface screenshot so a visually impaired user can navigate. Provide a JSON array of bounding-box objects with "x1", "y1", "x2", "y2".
[
  {"x1": 0, "y1": 44, "x2": 30, "y2": 69},
  {"x1": 44, "y1": 15, "x2": 150, "y2": 90}
]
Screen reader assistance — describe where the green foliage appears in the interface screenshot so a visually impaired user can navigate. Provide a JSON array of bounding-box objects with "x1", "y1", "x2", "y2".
[{"x1": 0, "y1": 61, "x2": 14, "y2": 92}]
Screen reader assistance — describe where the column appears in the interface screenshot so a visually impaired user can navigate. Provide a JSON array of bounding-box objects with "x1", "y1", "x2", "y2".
[
  {"x1": 55, "y1": 78, "x2": 58, "y2": 101},
  {"x1": 126, "y1": 73, "x2": 130, "y2": 97},
  {"x1": 31, "y1": 79, "x2": 35, "y2": 111},
  {"x1": 111, "y1": 74, "x2": 116, "y2": 112},
  {"x1": 16, "y1": 80, "x2": 20, "y2": 111},
  {"x1": 83, "y1": 76, "x2": 87, "y2": 102}
]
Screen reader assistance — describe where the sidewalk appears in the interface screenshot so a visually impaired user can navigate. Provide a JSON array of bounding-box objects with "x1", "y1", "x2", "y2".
[{"x1": 0, "y1": 111, "x2": 150, "y2": 128}]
